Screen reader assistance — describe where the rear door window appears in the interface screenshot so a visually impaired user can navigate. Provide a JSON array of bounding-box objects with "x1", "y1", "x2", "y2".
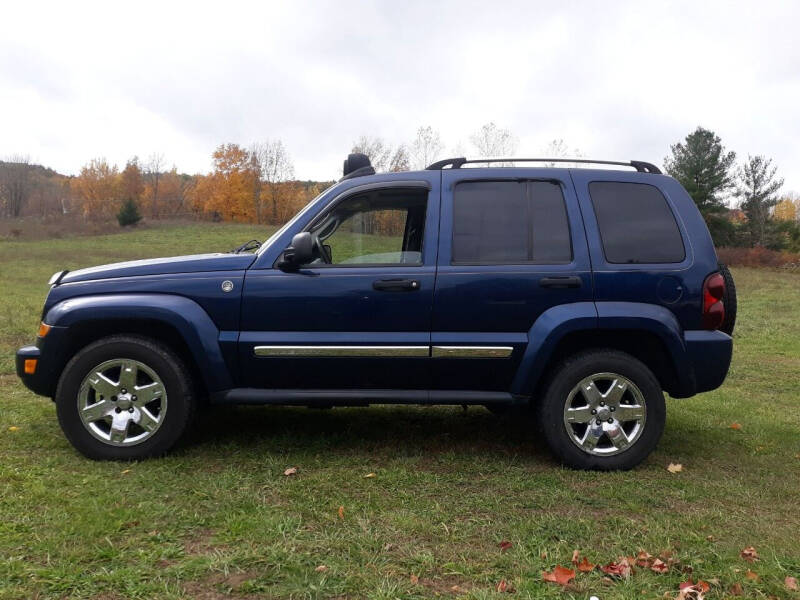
[
  {"x1": 588, "y1": 182, "x2": 685, "y2": 264},
  {"x1": 452, "y1": 181, "x2": 571, "y2": 264}
]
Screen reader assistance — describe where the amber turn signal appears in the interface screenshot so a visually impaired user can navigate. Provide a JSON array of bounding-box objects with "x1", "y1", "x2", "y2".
[
  {"x1": 37, "y1": 322, "x2": 51, "y2": 337},
  {"x1": 24, "y1": 359, "x2": 37, "y2": 374}
]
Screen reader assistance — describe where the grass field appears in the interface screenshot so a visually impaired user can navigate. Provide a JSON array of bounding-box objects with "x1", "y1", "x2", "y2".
[{"x1": 1, "y1": 222, "x2": 799, "y2": 600}]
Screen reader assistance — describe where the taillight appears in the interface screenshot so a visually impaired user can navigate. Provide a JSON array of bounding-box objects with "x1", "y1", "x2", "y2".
[{"x1": 702, "y1": 272, "x2": 725, "y2": 330}]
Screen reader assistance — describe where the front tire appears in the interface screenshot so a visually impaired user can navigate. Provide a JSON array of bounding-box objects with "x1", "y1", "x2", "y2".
[
  {"x1": 55, "y1": 335, "x2": 195, "y2": 460},
  {"x1": 537, "y1": 350, "x2": 665, "y2": 470}
]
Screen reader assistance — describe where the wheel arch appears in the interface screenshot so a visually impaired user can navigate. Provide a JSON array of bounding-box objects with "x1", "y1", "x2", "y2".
[
  {"x1": 43, "y1": 294, "x2": 234, "y2": 397},
  {"x1": 511, "y1": 301, "x2": 695, "y2": 399}
]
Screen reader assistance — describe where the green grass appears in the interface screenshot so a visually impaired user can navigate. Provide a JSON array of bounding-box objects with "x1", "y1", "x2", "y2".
[{"x1": 1, "y1": 222, "x2": 799, "y2": 599}]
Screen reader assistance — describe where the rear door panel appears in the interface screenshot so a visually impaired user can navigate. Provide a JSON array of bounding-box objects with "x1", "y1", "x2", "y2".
[{"x1": 431, "y1": 169, "x2": 593, "y2": 391}]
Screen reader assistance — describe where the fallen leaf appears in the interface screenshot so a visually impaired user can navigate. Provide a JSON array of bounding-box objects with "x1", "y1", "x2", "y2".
[
  {"x1": 571, "y1": 549, "x2": 580, "y2": 564},
  {"x1": 678, "y1": 580, "x2": 710, "y2": 600},
  {"x1": 601, "y1": 557, "x2": 634, "y2": 578},
  {"x1": 284, "y1": 467, "x2": 298, "y2": 476},
  {"x1": 542, "y1": 565, "x2": 576, "y2": 586},
  {"x1": 450, "y1": 585, "x2": 462, "y2": 593},
  {"x1": 745, "y1": 569, "x2": 759, "y2": 581},
  {"x1": 540, "y1": 551, "x2": 547, "y2": 559},
  {"x1": 667, "y1": 463, "x2": 683, "y2": 473},
  {"x1": 706, "y1": 535, "x2": 714, "y2": 542},
  {"x1": 729, "y1": 422, "x2": 742, "y2": 430},
  {"x1": 496, "y1": 579, "x2": 514, "y2": 593},
  {"x1": 121, "y1": 469, "x2": 131, "y2": 474},
  {"x1": 364, "y1": 472, "x2": 376, "y2": 478},
  {"x1": 577, "y1": 557, "x2": 595, "y2": 572},
  {"x1": 315, "y1": 565, "x2": 328, "y2": 573},
  {"x1": 729, "y1": 582, "x2": 743, "y2": 596},
  {"x1": 785, "y1": 576, "x2": 798, "y2": 591},
  {"x1": 410, "y1": 574, "x2": 419, "y2": 584},
  {"x1": 636, "y1": 550, "x2": 654, "y2": 567},
  {"x1": 499, "y1": 540, "x2": 513, "y2": 552},
  {"x1": 7, "y1": 426, "x2": 19, "y2": 432},
  {"x1": 383, "y1": 543, "x2": 394, "y2": 551},
  {"x1": 337, "y1": 505, "x2": 345, "y2": 519},
  {"x1": 740, "y1": 546, "x2": 759, "y2": 562},
  {"x1": 651, "y1": 558, "x2": 669, "y2": 574}
]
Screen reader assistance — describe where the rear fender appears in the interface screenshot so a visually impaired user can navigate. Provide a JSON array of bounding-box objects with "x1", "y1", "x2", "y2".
[{"x1": 511, "y1": 301, "x2": 692, "y2": 396}]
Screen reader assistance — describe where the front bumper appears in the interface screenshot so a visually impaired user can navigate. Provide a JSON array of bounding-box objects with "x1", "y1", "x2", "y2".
[{"x1": 16, "y1": 345, "x2": 51, "y2": 396}]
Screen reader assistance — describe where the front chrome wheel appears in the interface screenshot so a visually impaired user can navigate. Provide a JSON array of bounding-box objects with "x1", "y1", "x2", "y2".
[
  {"x1": 77, "y1": 358, "x2": 168, "y2": 446},
  {"x1": 562, "y1": 372, "x2": 646, "y2": 456}
]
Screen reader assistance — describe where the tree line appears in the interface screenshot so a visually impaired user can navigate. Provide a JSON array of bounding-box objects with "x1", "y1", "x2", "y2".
[{"x1": 1, "y1": 123, "x2": 798, "y2": 251}]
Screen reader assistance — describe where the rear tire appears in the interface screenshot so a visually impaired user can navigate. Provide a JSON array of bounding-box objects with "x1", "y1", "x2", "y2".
[
  {"x1": 55, "y1": 335, "x2": 195, "y2": 460},
  {"x1": 718, "y1": 262, "x2": 737, "y2": 336},
  {"x1": 537, "y1": 350, "x2": 665, "y2": 470}
]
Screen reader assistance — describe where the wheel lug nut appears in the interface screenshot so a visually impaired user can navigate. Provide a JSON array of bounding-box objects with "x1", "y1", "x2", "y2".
[
  {"x1": 121, "y1": 389, "x2": 126, "y2": 394},
  {"x1": 596, "y1": 419, "x2": 601, "y2": 425},
  {"x1": 132, "y1": 395, "x2": 137, "y2": 401},
  {"x1": 610, "y1": 406, "x2": 615, "y2": 412},
  {"x1": 599, "y1": 401, "x2": 605, "y2": 406},
  {"x1": 591, "y1": 409, "x2": 596, "y2": 415},
  {"x1": 115, "y1": 407, "x2": 121, "y2": 413},
  {"x1": 608, "y1": 418, "x2": 613, "y2": 423},
  {"x1": 128, "y1": 408, "x2": 134, "y2": 413}
]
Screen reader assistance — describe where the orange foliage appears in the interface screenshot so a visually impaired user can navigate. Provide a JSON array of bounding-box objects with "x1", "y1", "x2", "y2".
[
  {"x1": 70, "y1": 158, "x2": 121, "y2": 220},
  {"x1": 188, "y1": 144, "x2": 257, "y2": 222}
]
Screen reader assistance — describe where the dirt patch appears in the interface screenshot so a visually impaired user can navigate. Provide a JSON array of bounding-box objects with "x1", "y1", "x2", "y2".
[
  {"x1": 417, "y1": 574, "x2": 474, "y2": 595},
  {"x1": 182, "y1": 570, "x2": 261, "y2": 600},
  {"x1": 183, "y1": 528, "x2": 224, "y2": 556}
]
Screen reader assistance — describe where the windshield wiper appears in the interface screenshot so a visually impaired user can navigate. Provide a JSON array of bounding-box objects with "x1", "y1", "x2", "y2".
[{"x1": 231, "y1": 239, "x2": 261, "y2": 253}]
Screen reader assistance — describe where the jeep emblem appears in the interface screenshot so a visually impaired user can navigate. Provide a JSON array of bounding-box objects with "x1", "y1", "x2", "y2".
[{"x1": 221, "y1": 280, "x2": 234, "y2": 293}]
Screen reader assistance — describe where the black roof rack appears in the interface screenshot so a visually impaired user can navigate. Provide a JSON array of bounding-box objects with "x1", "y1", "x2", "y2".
[{"x1": 426, "y1": 157, "x2": 662, "y2": 174}]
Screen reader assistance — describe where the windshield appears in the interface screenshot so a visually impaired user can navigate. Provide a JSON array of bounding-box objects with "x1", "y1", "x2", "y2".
[{"x1": 256, "y1": 184, "x2": 340, "y2": 255}]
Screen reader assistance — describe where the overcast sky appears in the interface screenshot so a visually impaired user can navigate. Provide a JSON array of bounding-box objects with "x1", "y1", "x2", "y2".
[{"x1": 2, "y1": 0, "x2": 798, "y2": 190}]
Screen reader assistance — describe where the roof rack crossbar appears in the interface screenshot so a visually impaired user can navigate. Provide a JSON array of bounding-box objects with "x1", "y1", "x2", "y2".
[{"x1": 426, "y1": 157, "x2": 662, "y2": 174}]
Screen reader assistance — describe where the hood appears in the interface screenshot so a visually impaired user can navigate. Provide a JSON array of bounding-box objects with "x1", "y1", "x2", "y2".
[{"x1": 59, "y1": 253, "x2": 257, "y2": 284}]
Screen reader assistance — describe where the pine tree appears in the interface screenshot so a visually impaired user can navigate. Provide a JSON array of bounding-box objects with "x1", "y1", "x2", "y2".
[
  {"x1": 735, "y1": 155, "x2": 784, "y2": 247},
  {"x1": 117, "y1": 197, "x2": 142, "y2": 227},
  {"x1": 664, "y1": 127, "x2": 736, "y2": 244}
]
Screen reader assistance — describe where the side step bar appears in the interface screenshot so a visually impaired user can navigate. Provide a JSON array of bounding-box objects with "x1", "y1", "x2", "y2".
[{"x1": 212, "y1": 388, "x2": 517, "y2": 407}]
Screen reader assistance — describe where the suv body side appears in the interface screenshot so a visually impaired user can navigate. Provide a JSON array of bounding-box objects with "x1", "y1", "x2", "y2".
[{"x1": 17, "y1": 167, "x2": 731, "y2": 406}]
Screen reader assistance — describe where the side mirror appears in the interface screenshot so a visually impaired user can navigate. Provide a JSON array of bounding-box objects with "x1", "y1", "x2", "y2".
[{"x1": 279, "y1": 232, "x2": 314, "y2": 270}]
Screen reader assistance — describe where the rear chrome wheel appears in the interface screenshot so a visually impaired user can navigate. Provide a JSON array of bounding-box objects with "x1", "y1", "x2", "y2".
[
  {"x1": 538, "y1": 350, "x2": 665, "y2": 470},
  {"x1": 563, "y1": 373, "x2": 646, "y2": 456},
  {"x1": 77, "y1": 358, "x2": 168, "y2": 446}
]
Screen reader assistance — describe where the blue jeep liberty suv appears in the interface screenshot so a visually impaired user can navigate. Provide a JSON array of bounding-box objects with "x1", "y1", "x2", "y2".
[{"x1": 16, "y1": 154, "x2": 735, "y2": 470}]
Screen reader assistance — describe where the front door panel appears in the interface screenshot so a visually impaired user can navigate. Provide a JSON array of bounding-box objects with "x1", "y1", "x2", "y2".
[{"x1": 239, "y1": 177, "x2": 439, "y2": 390}]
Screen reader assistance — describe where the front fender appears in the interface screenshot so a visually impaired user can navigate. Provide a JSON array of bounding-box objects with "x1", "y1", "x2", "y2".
[
  {"x1": 44, "y1": 294, "x2": 233, "y2": 392},
  {"x1": 511, "y1": 301, "x2": 696, "y2": 397}
]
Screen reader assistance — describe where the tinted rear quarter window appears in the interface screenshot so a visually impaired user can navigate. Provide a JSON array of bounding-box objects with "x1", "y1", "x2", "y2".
[
  {"x1": 589, "y1": 182, "x2": 685, "y2": 264},
  {"x1": 452, "y1": 181, "x2": 571, "y2": 264}
]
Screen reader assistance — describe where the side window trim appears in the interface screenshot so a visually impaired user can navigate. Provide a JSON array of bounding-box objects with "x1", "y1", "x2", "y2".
[{"x1": 450, "y1": 178, "x2": 574, "y2": 266}]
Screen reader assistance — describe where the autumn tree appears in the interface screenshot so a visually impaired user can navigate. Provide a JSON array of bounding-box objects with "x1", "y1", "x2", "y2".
[
  {"x1": 120, "y1": 157, "x2": 144, "y2": 219},
  {"x1": 773, "y1": 194, "x2": 799, "y2": 223},
  {"x1": 188, "y1": 144, "x2": 253, "y2": 222},
  {"x1": 71, "y1": 158, "x2": 121, "y2": 219},
  {"x1": 0, "y1": 155, "x2": 34, "y2": 218},
  {"x1": 253, "y1": 140, "x2": 294, "y2": 224},
  {"x1": 735, "y1": 155, "x2": 784, "y2": 247},
  {"x1": 469, "y1": 122, "x2": 518, "y2": 158},
  {"x1": 411, "y1": 126, "x2": 443, "y2": 169},
  {"x1": 144, "y1": 153, "x2": 164, "y2": 219}
]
